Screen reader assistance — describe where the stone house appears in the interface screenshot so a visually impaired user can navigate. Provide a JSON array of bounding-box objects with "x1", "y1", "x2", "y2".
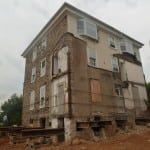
[{"x1": 22, "y1": 3, "x2": 148, "y2": 140}]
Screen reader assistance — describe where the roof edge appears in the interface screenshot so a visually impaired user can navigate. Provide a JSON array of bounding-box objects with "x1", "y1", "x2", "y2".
[
  {"x1": 22, "y1": 2, "x2": 144, "y2": 57},
  {"x1": 21, "y1": 2, "x2": 68, "y2": 57},
  {"x1": 64, "y1": 3, "x2": 144, "y2": 47}
]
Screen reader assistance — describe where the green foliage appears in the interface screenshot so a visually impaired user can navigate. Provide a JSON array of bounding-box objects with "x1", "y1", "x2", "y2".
[
  {"x1": 146, "y1": 82, "x2": 150, "y2": 100},
  {"x1": 146, "y1": 82, "x2": 150, "y2": 111},
  {"x1": 0, "y1": 94, "x2": 22, "y2": 126}
]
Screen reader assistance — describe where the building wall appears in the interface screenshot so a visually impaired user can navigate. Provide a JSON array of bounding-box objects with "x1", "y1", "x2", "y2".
[
  {"x1": 67, "y1": 13, "x2": 148, "y2": 118},
  {"x1": 22, "y1": 14, "x2": 68, "y2": 127},
  {"x1": 68, "y1": 34, "x2": 124, "y2": 119},
  {"x1": 120, "y1": 59, "x2": 148, "y2": 116},
  {"x1": 51, "y1": 75, "x2": 68, "y2": 115},
  {"x1": 124, "y1": 61, "x2": 145, "y2": 83},
  {"x1": 22, "y1": 10, "x2": 148, "y2": 132},
  {"x1": 67, "y1": 13, "x2": 122, "y2": 71}
]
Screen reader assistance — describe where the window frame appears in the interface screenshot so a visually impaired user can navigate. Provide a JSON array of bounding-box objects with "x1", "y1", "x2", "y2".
[
  {"x1": 120, "y1": 38, "x2": 134, "y2": 55},
  {"x1": 112, "y1": 57, "x2": 119, "y2": 72},
  {"x1": 30, "y1": 90, "x2": 35, "y2": 110},
  {"x1": 40, "y1": 85, "x2": 46, "y2": 108},
  {"x1": 52, "y1": 55, "x2": 58, "y2": 76},
  {"x1": 77, "y1": 19, "x2": 98, "y2": 40},
  {"x1": 90, "y1": 79, "x2": 101, "y2": 102},
  {"x1": 40, "y1": 58, "x2": 46, "y2": 77},
  {"x1": 87, "y1": 48, "x2": 97, "y2": 67},
  {"x1": 109, "y1": 35, "x2": 116, "y2": 49},
  {"x1": 32, "y1": 48, "x2": 37, "y2": 62},
  {"x1": 31, "y1": 67, "x2": 36, "y2": 83},
  {"x1": 114, "y1": 84, "x2": 122, "y2": 97},
  {"x1": 41, "y1": 39, "x2": 47, "y2": 50}
]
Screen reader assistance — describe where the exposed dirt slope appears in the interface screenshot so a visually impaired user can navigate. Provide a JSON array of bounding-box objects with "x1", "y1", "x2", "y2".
[{"x1": 0, "y1": 128, "x2": 150, "y2": 150}]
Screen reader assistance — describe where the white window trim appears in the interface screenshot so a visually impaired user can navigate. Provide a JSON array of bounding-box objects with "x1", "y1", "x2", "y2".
[
  {"x1": 77, "y1": 19, "x2": 98, "y2": 40},
  {"x1": 31, "y1": 67, "x2": 36, "y2": 83},
  {"x1": 30, "y1": 91, "x2": 35, "y2": 110},
  {"x1": 115, "y1": 84, "x2": 122, "y2": 97},
  {"x1": 32, "y1": 48, "x2": 37, "y2": 62},
  {"x1": 109, "y1": 35, "x2": 116, "y2": 49},
  {"x1": 87, "y1": 48, "x2": 98, "y2": 67},
  {"x1": 40, "y1": 85, "x2": 46, "y2": 108},
  {"x1": 112, "y1": 57, "x2": 119, "y2": 72},
  {"x1": 41, "y1": 39, "x2": 47, "y2": 50},
  {"x1": 40, "y1": 58, "x2": 46, "y2": 77},
  {"x1": 120, "y1": 38, "x2": 134, "y2": 55}
]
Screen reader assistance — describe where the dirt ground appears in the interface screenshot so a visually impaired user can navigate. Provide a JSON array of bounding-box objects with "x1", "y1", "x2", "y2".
[{"x1": 1, "y1": 127, "x2": 150, "y2": 150}]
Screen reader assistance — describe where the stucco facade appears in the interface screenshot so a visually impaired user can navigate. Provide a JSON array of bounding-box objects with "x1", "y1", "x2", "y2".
[{"x1": 22, "y1": 3, "x2": 149, "y2": 140}]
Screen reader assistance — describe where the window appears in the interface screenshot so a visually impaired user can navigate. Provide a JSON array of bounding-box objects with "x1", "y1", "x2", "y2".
[
  {"x1": 134, "y1": 47, "x2": 141, "y2": 61},
  {"x1": 41, "y1": 39, "x2": 47, "y2": 50},
  {"x1": 120, "y1": 39, "x2": 126, "y2": 52},
  {"x1": 115, "y1": 84, "x2": 122, "y2": 97},
  {"x1": 52, "y1": 82, "x2": 65, "y2": 113},
  {"x1": 30, "y1": 91, "x2": 35, "y2": 110},
  {"x1": 40, "y1": 58, "x2": 46, "y2": 77},
  {"x1": 32, "y1": 48, "x2": 37, "y2": 61},
  {"x1": 86, "y1": 21, "x2": 98, "y2": 39},
  {"x1": 109, "y1": 36, "x2": 116, "y2": 48},
  {"x1": 52, "y1": 47, "x2": 68, "y2": 76},
  {"x1": 77, "y1": 19, "x2": 98, "y2": 40},
  {"x1": 89, "y1": 57, "x2": 96, "y2": 66},
  {"x1": 57, "y1": 83, "x2": 64, "y2": 104},
  {"x1": 52, "y1": 55, "x2": 58, "y2": 75},
  {"x1": 112, "y1": 57, "x2": 119, "y2": 72},
  {"x1": 87, "y1": 48, "x2": 97, "y2": 67},
  {"x1": 29, "y1": 119, "x2": 33, "y2": 124},
  {"x1": 38, "y1": 38, "x2": 47, "y2": 51},
  {"x1": 58, "y1": 47, "x2": 68, "y2": 73},
  {"x1": 40, "y1": 85, "x2": 46, "y2": 108},
  {"x1": 90, "y1": 79, "x2": 101, "y2": 102},
  {"x1": 120, "y1": 38, "x2": 134, "y2": 54},
  {"x1": 77, "y1": 19, "x2": 84, "y2": 34},
  {"x1": 31, "y1": 67, "x2": 36, "y2": 83}
]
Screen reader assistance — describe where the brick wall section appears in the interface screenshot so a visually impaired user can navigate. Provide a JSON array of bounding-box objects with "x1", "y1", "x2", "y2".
[
  {"x1": 22, "y1": 14, "x2": 68, "y2": 127},
  {"x1": 69, "y1": 35, "x2": 123, "y2": 119}
]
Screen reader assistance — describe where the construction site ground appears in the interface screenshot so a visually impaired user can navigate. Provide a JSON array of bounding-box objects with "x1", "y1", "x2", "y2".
[{"x1": 1, "y1": 126, "x2": 150, "y2": 150}]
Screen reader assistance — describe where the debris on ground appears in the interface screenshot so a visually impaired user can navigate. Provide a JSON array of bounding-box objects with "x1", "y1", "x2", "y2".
[{"x1": 0, "y1": 126, "x2": 150, "y2": 150}]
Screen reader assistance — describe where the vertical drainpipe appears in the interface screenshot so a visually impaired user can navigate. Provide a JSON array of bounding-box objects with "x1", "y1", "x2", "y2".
[{"x1": 67, "y1": 51, "x2": 72, "y2": 118}]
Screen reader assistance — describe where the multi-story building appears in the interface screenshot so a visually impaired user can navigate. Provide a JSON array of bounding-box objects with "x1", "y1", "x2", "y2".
[{"x1": 22, "y1": 3, "x2": 149, "y2": 140}]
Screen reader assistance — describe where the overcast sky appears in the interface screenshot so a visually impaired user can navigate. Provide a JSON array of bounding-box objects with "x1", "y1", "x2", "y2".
[{"x1": 0, "y1": 0, "x2": 150, "y2": 105}]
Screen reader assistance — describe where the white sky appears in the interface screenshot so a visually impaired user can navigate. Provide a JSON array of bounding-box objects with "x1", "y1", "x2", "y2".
[{"x1": 0, "y1": 0, "x2": 150, "y2": 105}]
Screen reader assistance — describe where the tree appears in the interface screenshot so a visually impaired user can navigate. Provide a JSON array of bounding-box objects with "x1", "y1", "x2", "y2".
[
  {"x1": 146, "y1": 82, "x2": 150, "y2": 111},
  {"x1": 146, "y1": 82, "x2": 150, "y2": 100},
  {"x1": 0, "y1": 94, "x2": 22, "y2": 126}
]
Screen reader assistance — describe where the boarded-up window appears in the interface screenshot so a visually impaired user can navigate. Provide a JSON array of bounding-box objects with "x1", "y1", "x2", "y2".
[{"x1": 90, "y1": 79, "x2": 101, "y2": 102}]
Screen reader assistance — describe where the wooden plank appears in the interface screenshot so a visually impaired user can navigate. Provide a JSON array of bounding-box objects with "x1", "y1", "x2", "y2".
[{"x1": 22, "y1": 128, "x2": 64, "y2": 137}]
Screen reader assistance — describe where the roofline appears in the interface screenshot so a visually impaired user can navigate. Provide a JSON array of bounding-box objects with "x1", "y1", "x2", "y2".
[
  {"x1": 21, "y1": 3, "x2": 68, "y2": 57},
  {"x1": 64, "y1": 3, "x2": 144, "y2": 46},
  {"x1": 22, "y1": 2, "x2": 144, "y2": 57}
]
